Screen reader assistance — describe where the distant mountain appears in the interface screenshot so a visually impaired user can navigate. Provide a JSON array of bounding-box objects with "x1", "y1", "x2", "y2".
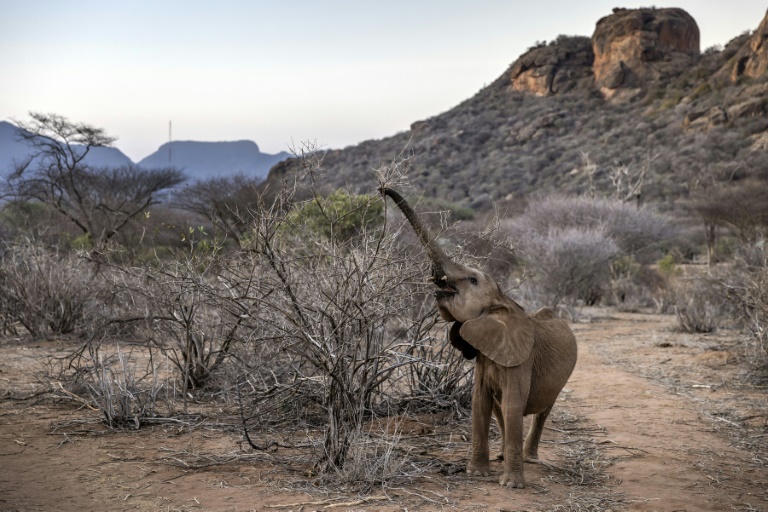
[
  {"x1": 0, "y1": 120, "x2": 133, "y2": 174},
  {"x1": 139, "y1": 140, "x2": 290, "y2": 181},
  {"x1": 1, "y1": 120, "x2": 289, "y2": 182}
]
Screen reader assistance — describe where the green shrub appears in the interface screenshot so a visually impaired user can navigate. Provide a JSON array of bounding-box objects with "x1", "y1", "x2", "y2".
[
  {"x1": 689, "y1": 82, "x2": 712, "y2": 101},
  {"x1": 416, "y1": 196, "x2": 475, "y2": 221},
  {"x1": 287, "y1": 190, "x2": 383, "y2": 242},
  {"x1": 657, "y1": 254, "x2": 676, "y2": 276}
]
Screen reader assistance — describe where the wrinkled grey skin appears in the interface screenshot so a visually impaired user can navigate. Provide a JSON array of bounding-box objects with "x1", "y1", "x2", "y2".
[{"x1": 381, "y1": 188, "x2": 578, "y2": 488}]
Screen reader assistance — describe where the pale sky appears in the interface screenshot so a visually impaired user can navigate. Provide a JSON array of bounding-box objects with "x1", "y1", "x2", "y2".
[{"x1": 1, "y1": 1, "x2": 765, "y2": 162}]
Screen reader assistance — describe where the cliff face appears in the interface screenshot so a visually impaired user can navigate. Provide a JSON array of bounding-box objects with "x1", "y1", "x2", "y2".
[
  {"x1": 592, "y1": 7, "x2": 700, "y2": 98},
  {"x1": 510, "y1": 36, "x2": 594, "y2": 97},
  {"x1": 723, "y1": 9, "x2": 768, "y2": 81}
]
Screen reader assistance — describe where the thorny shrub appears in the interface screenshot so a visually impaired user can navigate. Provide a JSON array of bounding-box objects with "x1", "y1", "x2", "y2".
[
  {"x1": 38, "y1": 150, "x2": 465, "y2": 482},
  {"x1": 509, "y1": 195, "x2": 675, "y2": 260},
  {"x1": 668, "y1": 244, "x2": 768, "y2": 378},
  {"x1": 84, "y1": 344, "x2": 168, "y2": 428},
  {"x1": 518, "y1": 227, "x2": 619, "y2": 308},
  {"x1": 100, "y1": 246, "x2": 254, "y2": 395},
  {"x1": 711, "y1": 245, "x2": 768, "y2": 377},
  {"x1": 0, "y1": 240, "x2": 104, "y2": 337},
  {"x1": 398, "y1": 321, "x2": 474, "y2": 415},
  {"x1": 222, "y1": 149, "x2": 445, "y2": 476},
  {"x1": 330, "y1": 421, "x2": 411, "y2": 489},
  {"x1": 671, "y1": 277, "x2": 727, "y2": 333}
]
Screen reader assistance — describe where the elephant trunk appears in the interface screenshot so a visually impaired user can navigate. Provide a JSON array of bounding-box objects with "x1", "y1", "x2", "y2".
[{"x1": 380, "y1": 187, "x2": 454, "y2": 279}]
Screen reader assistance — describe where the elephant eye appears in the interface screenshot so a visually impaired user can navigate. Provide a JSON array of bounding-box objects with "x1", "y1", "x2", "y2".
[{"x1": 469, "y1": 277, "x2": 478, "y2": 285}]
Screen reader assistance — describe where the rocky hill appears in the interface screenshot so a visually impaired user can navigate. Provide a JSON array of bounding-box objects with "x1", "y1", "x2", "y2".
[{"x1": 265, "y1": 7, "x2": 768, "y2": 213}]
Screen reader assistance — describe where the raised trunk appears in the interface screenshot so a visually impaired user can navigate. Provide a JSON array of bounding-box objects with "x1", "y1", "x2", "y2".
[{"x1": 380, "y1": 188, "x2": 454, "y2": 278}]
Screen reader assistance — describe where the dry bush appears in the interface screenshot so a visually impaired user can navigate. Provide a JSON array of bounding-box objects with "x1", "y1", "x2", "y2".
[
  {"x1": 0, "y1": 240, "x2": 104, "y2": 337},
  {"x1": 606, "y1": 257, "x2": 665, "y2": 312},
  {"x1": 233, "y1": 150, "x2": 437, "y2": 474},
  {"x1": 329, "y1": 421, "x2": 411, "y2": 489},
  {"x1": 83, "y1": 344, "x2": 168, "y2": 428},
  {"x1": 506, "y1": 195, "x2": 676, "y2": 308},
  {"x1": 671, "y1": 245, "x2": 768, "y2": 357},
  {"x1": 40, "y1": 151, "x2": 447, "y2": 475},
  {"x1": 518, "y1": 228, "x2": 619, "y2": 308},
  {"x1": 606, "y1": 271, "x2": 654, "y2": 312},
  {"x1": 671, "y1": 277, "x2": 727, "y2": 333},
  {"x1": 711, "y1": 245, "x2": 768, "y2": 376},
  {"x1": 397, "y1": 327, "x2": 474, "y2": 415},
  {"x1": 506, "y1": 195, "x2": 674, "y2": 260},
  {"x1": 98, "y1": 246, "x2": 255, "y2": 396}
]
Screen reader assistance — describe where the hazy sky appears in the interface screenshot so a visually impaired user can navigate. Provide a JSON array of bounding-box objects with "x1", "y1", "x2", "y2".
[{"x1": 1, "y1": 1, "x2": 765, "y2": 162}]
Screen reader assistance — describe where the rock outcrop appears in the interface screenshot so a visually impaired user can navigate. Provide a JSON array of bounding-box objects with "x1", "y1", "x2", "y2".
[
  {"x1": 508, "y1": 7, "x2": 701, "y2": 99},
  {"x1": 683, "y1": 106, "x2": 727, "y2": 131},
  {"x1": 592, "y1": 7, "x2": 699, "y2": 98},
  {"x1": 510, "y1": 36, "x2": 594, "y2": 96},
  {"x1": 721, "y1": 9, "x2": 768, "y2": 81}
]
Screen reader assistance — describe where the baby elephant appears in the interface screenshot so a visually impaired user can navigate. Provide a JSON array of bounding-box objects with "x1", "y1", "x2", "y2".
[{"x1": 382, "y1": 188, "x2": 577, "y2": 488}]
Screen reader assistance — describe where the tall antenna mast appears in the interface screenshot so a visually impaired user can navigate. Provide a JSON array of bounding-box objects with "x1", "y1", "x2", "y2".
[{"x1": 168, "y1": 120, "x2": 173, "y2": 164}]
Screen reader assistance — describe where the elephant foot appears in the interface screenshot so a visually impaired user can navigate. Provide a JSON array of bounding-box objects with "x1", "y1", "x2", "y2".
[
  {"x1": 523, "y1": 449, "x2": 539, "y2": 460},
  {"x1": 466, "y1": 462, "x2": 491, "y2": 477},
  {"x1": 500, "y1": 471, "x2": 525, "y2": 489}
]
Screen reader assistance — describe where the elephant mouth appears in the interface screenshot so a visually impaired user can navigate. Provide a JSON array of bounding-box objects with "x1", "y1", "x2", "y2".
[{"x1": 433, "y1": 279, "x2": 456, "y2": 300}]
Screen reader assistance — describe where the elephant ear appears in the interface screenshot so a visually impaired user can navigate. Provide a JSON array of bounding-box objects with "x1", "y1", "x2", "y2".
[{"x1": 459, "y1": 305, "x2": 534, "y2": 367}]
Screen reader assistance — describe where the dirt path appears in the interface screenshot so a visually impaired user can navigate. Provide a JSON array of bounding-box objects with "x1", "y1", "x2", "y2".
[
  {"x1": 569, "y1": 314, "x2": 766, "y2": 511},
  {"x1": 1, "y1": 311, "x2": 766, "y2": 511}
]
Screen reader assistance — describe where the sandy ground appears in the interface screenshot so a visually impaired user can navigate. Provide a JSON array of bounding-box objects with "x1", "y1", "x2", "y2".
[{"x1": 1, "y1": 310, "x2": 766, "y2": 511}]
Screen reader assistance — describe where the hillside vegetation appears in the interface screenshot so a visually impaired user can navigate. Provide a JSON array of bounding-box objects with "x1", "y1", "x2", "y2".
[{"x1": 266, "y1": 13, "x2": 768, "y2": 214}]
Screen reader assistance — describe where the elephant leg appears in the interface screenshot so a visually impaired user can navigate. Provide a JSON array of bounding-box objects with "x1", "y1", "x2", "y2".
[
  {"x1": 499, "y1": 389, "x2": 526, "y2": 488},
  {"x1": 492, "y1": 398, "x2": 505, "y2": 460},
  {"x1": 466, "y1": 379, "x2": 492, "y2": 477},
  {"x1": 523, "y1": 405, "x2": 553, "y2": 460}
]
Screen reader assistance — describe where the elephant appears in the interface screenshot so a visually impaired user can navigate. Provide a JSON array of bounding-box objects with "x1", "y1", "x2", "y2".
[{"x1": 381, "y1": 188, "x2": 578, "y2": 489}]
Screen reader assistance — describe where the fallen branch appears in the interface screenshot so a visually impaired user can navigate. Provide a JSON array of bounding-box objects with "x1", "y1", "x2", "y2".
[
  {"x1": 525, "y1": 457, "x2": 571, "y2": 474},
  {"x1": 265, "y1": 496, "x2": 387, "y2": 509},
  {"x1": 1, "y1": 387, "x2": 53, "y2": 401},
  {"x1": 52, "y1": 382, "x2": 99, "y2": 411},
  {"x1": 705, "y1": 413, "x2": 741, "y2": 428},
  {"x1": 324, "y1": 496, "x2": 388, "y2": 508}
]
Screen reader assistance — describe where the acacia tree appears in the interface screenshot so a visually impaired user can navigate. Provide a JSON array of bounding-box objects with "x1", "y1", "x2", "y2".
[
  {"x1": 175, "y1": 174, "x2": 263, "y2": 247},
  {"x1": 3, "y1": 112, "x2": 185, "y2": 243},
  {"x1": 689, "y1": 178, "x2": 768, "y2": 263}
]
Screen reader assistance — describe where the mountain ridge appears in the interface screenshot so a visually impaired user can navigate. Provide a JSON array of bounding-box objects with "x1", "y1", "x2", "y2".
[
  {"x1": 0, "y1": 120, "x2": 134, "y2": 173},
  {"x1": 0, "y1": 120, "x2": 288, "y2": 181}
]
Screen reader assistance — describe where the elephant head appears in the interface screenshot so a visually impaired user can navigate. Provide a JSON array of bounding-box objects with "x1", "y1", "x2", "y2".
[{"x1": 381, "y1": 188, "x2": 534, "y2": 368}]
